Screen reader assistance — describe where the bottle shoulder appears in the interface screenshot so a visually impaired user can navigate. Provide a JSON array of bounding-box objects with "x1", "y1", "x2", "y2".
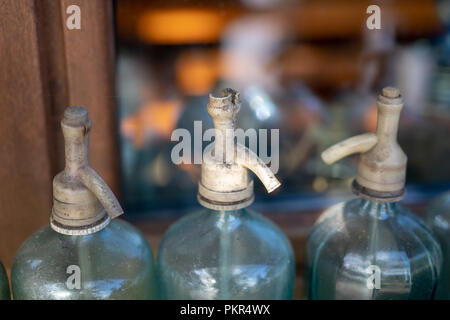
[
  {"x1": 308, "y1": 198, "x2": 442, "y2": 261},
  {"x1": 12, "y1": 220, "x2": 154, "y2": 279},
  {"x1": 158, "y1": 208, "x2": 294, "y2": 260},
  {"x1": 15, "y1": 219, "x2": 151, "y2": 258}
]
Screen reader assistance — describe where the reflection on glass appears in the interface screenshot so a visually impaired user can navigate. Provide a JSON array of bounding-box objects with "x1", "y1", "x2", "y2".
[{"x1": 425, "y1": 190, "x2": 450, "y2": 299}]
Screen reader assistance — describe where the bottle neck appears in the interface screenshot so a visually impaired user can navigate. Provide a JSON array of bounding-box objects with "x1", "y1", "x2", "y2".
[
  {"x1": 64, "y1": 135, "x2": 89, "y2": 175},
  {"x1": 359, "y1": 198, "x2": 398, "y2": 220},
  {"x1": 211, "y1": 121, "x2": 235, "y2": 163},
  {"x1": 213, "y1": 208, "x2": 246, "y2": 215},
  {"x1": 376, "y1": 106, "x2": 400, "y2": 144}
]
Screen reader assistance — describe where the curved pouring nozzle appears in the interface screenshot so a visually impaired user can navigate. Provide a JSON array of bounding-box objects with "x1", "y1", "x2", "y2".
[
  {"x1": 235, "y1": 144, "x2": 281, "y2": 193},
  {"x1": 321, "y1": 133, "x2": 378, "y2": 165},
  {"x1": 78, "y1": 167, "x2": 124, "y2": 219},
  {"x1": 51, "y1": 106, "x2": 123, "y2": 235},
  {"x1": 321, "y1": 87, "x2": 407, "y2": 202},
  {"x1": 198, "y1": 88, "x2": 281, "y2": 210}
]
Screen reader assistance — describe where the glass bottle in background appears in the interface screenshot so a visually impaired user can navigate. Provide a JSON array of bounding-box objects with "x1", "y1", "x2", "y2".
[
  {"x1": 157, "y1": 89, "x2": 295, "y2": 299},
  {"x1": 218, "y1": 14, "x2": 283, "y2": 137},
  {"x1": 425, "y1": 190, "x2": 450, "y2": 299},
  {"x1": 307, "y1": 87, "x2": 442, "y2": 300},
  {"x1": 11, "y1": 106, "x2": 156, "y2": 300},
  {"x1": 0, "y1": 261, "x2": 10, "y2": 299},
  {"x1": 430, "y1": 0, "x2": 450, "y2": 115}
]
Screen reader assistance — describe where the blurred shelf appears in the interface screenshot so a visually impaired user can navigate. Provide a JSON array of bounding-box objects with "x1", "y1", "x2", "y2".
[{"x1": 116, "y1": 0, "x2": 442, "y2": 45}]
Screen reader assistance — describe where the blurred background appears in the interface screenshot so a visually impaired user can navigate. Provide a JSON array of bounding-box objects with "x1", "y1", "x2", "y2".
[
  {"x1": 115, "y1": 0, "x2": 450, "y2": 216},
  {"x1": 113, "y1": 0, "x2": 450, "y2": 297}
]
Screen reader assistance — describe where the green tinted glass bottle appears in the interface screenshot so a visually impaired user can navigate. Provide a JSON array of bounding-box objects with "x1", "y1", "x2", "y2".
[
  {"x1": 425, "y1": 190, "x2": 450, "y2": 299},
  {"x1": 11, "y1": 106, "x2": 156, "y2": 300},
  {"x1": 158, "y1": 208, "x2": 294, "y2": 299},
  {"x1": 308, "y1": 198, "x2": 441, "y2": 299},
  {"x1": 157, "y1": 89, "x2": 295, "y2": 299},
  {"x1": 307, "y1": 87, "x2": 442, "y2": 300}
]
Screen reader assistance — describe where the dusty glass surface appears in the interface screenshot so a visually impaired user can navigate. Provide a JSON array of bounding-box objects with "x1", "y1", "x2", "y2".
[
  {"x1": 425, "y1": 190, "x2": 450, "y2": 299},
  {"x1": 12, "y1": 219, "x2": 156, "y2": 300},
  {"x1": 157, "y1": 208, "x2": 295, "y2": 299},
  {"x1": 307, "y1": 198, "x2": 442, "y2": 300},
  {"x1": 0, "y1": 261, "x2": 10, "y2": 300}
]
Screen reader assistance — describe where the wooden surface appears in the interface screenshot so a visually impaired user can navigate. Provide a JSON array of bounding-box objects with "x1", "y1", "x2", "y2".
[
  {"x1": 0, "y1": 0, "x2": 119, "y2": 268},
  {"x1": 0, "y1": 0, "x2": 54, "y2": 268}
]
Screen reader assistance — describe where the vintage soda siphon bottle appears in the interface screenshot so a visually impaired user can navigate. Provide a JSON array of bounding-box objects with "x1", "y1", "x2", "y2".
[
  {"x1": 157, "y1": 89, "x2": 295, "y2": 299},
  {"x1": 307, "y1": 87, "x2": 442, "y2": 299},
  {"x1": 11, "y1": 106, "x2": 156, "y2": 300},
  {"x1": 0, "y1": 261, "x2": 10, "y2": 299},
  {"x1": 425, "y1": 190, "x2": 450, "y2": 299}
]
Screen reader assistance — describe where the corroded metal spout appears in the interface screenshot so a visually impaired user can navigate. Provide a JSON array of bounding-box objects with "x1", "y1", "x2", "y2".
[
  {"x1": 51, "y1": 106, "x2": 123, "y2": 235},
  {"x1": 198, "y1": 89, "x2": 280, "y2": 210}
]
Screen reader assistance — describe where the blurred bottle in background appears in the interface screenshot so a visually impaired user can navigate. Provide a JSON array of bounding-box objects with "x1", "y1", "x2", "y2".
[{"x1": 425, "y1": 190, "x2": 450, "y2": 299}]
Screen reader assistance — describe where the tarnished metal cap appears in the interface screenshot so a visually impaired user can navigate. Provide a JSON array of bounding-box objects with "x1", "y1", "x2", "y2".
[
  {"x1": 321, "y1": 87, "x2": 407, "y2": 202},
  {"x1": 51, "y1": 106, "x2": 123, "y2": 235}
]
